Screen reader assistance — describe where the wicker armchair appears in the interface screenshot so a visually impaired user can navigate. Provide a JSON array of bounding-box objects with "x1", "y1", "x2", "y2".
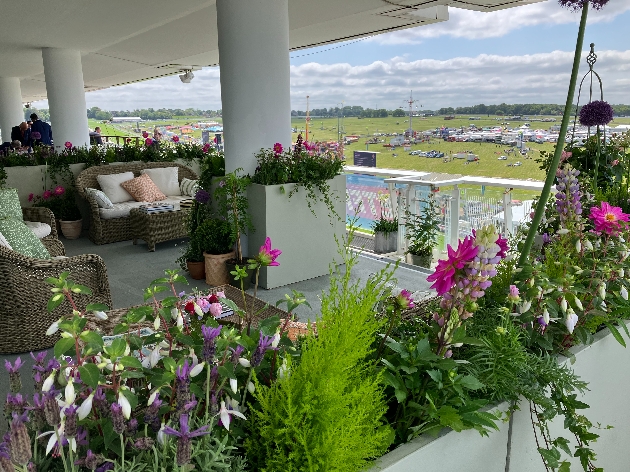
[
  {"x1": 22, "y1": 206, "x2": 64, "y2": 255},
  {"x1": 76, "y1": 162, "x2": 198, "y2": 245},
  {"x1": 0, "y1": 245, "x2": 113, "y2": 354}
]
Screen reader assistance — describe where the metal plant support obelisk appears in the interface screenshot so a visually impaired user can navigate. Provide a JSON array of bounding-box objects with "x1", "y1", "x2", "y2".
[{"x1": 518, "y1": 1, "x2": 590, "y2": 267}]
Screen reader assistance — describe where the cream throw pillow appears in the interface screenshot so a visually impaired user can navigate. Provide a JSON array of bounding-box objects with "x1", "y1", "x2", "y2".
[
  {"x1": 96, "y1": 172, "x2": 135, "y2": 204},
  {"x1": 140, "y1": 167, "x2": 181, "y2": 196}
]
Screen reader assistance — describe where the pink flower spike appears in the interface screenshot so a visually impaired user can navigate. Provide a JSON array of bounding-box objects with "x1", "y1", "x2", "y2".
[{"x1": 64, "y1": 141, "x2": 72, "y2": 149}]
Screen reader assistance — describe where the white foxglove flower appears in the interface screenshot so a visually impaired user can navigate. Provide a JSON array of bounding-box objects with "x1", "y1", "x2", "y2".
[
  {"x1": 148, "y1": 391, "x2": 158, "y2": 406},
  {"x1": 171, "y1": 308, "x2": 179, "y2": 321},
  {"x1": 575, "y1": 240, "x2": 582, "y2": 252},
  {"x1": 584, "y1": 240, "x2": 593, "y2": 251},
  {"x1": 557, "y1": 228, "x2": 569, "y2": 235},
  {"x1": 77, "y1": 393, "x2": 94, "y2": 420},
  {"x1": 247, "y1": 382, "x2": 255, "y2": 394},
  {"x1": 542, "y1": 309, "x2": 550, "y2": 325},
  {"x1": 238, "y1": 358, "x2": 251, "y2": 368},
  {"x1": 519, "y1": 300, "x2": 532, "y2": 314},
  {"x1": 42, "y1": 371, "x2": 56, "y2": 392},
  {"x1": 153, "y1": 316, "x2": 161, "y2": 331},
  {"x1": 621, "y1": 286, "x2": 628, "y2": 301},
  {"x1": 93, "y1": 311, "x2": 108, "y2": 321},
  {"x1": 230, "y1": 378, "x2": 238, "y2": 394},
  {"x1": 271, "y1": 333, "x2": 280, "y2": 349},
  {"x1": 176, "y1": 313, "x2": 184, "y2": 330},
  {"x1": 65, "y1": 382, "x2": 76, "y2": 405},
  {"x1": 118, "y1": 393, "x2": 131, "y2": 419},
  {"x1": 189, "y1": 362, "x2": 204, "y2": 378},
  {"x1": 574, "y1": 297, "x2": 583, "y2": 311},
  {"x1": 560, "y1": 298, "x2": 567, "y2": 313},
  {"x1": 599, "y1": 283, "x2": 606, "y2": 300}
]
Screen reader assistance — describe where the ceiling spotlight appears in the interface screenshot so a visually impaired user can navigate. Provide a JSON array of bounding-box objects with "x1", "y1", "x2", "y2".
[{"x1": 179, "y1": 70, "x2": 194, "y2": 84}]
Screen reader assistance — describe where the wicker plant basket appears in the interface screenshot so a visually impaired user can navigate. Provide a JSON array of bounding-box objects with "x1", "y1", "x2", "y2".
[{"x1": 204, "y1": 251, "x2": 235, "y2": 286}]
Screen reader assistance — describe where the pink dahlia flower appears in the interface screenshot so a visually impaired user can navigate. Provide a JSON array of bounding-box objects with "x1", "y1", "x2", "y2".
[
  {"x1": 209, "y1": 303, "x2": 223, "y2": 317},
  {"x1": 256, "y1": 237, "x2": 281, "y2": 267},
  {"x1": 427, "y1": 236, "x2": 479, "y2": 296},
  {"x1": 273, "y1": 143, "x2": 283, "y2": 155},
  {"x1": 589, "y1": 201, "x2": 629, "y2": 235}
]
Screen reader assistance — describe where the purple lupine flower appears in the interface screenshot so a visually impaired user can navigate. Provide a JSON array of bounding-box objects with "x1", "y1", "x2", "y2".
[
  {"x1": 110, "y1": 403, "x2": 126, "y2": 435},
  {"x1": 559, "y1": 0, "x2": 609, "y2": 12},
  {"x1": 194, "y1": 189, "x2": 210, "y2": 204},
  {"x1": 10, "y1": 412, "x2": 32, "y2": 466},
  {"x1": 251, "y1": 333, "x2": 276, "y2": 368},
  {"x1": 555, "y1": 165, "x2": 582, "y2": 228},
  {"x1": 579, "y1": 100, "x2": 614, "y2": 127},
  {"x1": 5, "y1": 358, "x2": 23, "y2": 393},
  {"x1": 201, "y1": 325, "x2": 222, "y2": 362},
  {"x1": 64, "y1": 405, "x2": 79, "y2": 438},
  {"x1": 162, "y1": 414, "x2": 211, "y2": 466}
]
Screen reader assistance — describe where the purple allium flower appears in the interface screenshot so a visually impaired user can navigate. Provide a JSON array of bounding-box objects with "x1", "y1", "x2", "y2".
[
  {"x1": 163, "y1": 414, "x2": 211, "y2": 466},
  {"x1": 110, "y1": 403, "x2": 126, "y2": 435},
  {"x1": 201, "y1": 325, "x2": 222, "y2": 363},
  {"x1": 194, "y1": 189, "x2": 210, "y2": 204},
  {"x1": 558, "y1": 0, "x2": 609, "y2": 11},
  {"x1": 251, "y1": 333, "x2": 277, "y2": 368},
  {"x1": 10, "y1": 412, "x2": 32, "y2": 465},
  {"x1": 579, "y1": 100, "x2": 614, "y2": 127}
]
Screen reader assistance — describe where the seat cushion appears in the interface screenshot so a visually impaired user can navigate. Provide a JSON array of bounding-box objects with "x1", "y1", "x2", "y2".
[
  {"x1": 24, "y1": 221, "x2": 52, "y2": 239},
  {"x1": 121, "y1": 174, "x2": 167, "y2": 203},
  {"x1": 140, "y1": 167, "x2": 181, "y2": 196},
  {"x1": 85, "y1": 187, "x2": 114, "y2": 209},
  {"x1": 180, "y1": 178, "x2": 199, "y2": 197},
  {"x1": 0, "y1": 218, "x2": 50, "y2": 259},
  {"x1": 0, "y1": 188, "x2": 23, "y2": 221},
  {"x1": 97, "y1": 172, "x2": 135, "y2": 204},
  {"x1": 98, "y1": 197, "x2": 188, "y2": 219}
]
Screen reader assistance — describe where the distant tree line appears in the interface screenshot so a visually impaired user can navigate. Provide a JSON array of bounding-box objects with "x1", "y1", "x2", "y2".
[{"x1": 87, "y1": 107, "x2": 222, "y2": 121}]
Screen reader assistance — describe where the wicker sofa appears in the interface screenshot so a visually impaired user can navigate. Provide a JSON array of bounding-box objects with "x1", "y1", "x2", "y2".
[
  {"x1": 76, "y1": 162, "x2": 198, "y2": 245},
  {"x1": 0, "y1": 208, "x2": 113, "y2": 354}
]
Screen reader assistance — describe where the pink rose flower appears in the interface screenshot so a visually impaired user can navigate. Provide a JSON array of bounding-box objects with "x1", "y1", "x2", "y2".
[{"x1": 142, "y1": 131, "x2": 149, "y2": 138}]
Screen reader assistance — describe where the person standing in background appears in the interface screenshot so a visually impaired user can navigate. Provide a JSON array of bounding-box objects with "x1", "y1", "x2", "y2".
[{"x1": 30, "y1": 113, "x2": 52, "y2": 145}]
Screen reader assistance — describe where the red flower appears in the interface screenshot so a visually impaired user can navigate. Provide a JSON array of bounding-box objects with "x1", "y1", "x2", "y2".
[
  {"x1": 172, "y1": 135, "x2": 180, "y2": 143},
  {"x1": 28, "y1": 193, "x2": 34, "y2": 202},
  {"x1": 208, "y1": 294, "x2": 219, "y2": 304},
  {"x1": 145, "y1": 138, "x2": 153, "y2": 146},
  {"x1": 202, "y1": 143, "x2": 211, "y2": 153},
  {"x1": 184, "y1": 301, "x2": 195, "y2": 314},
  {"x1": 142, "y1": 131, "x2": 149, "y2": 139},
  {"x1": 42, "y1": 190, "x2": 52, "y2": 200},
  {"x1": 427, "y1": 236, "x2": 479, "y2": 296},
  {"x1": 126, "y1": 138, "x2": 132, "y2": 144}
]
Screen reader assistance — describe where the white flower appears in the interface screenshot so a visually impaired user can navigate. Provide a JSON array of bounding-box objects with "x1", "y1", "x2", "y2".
[
  {"x1": 621, "y1": 286, "x2": 628, "y2": 301},
  {"x1": 157, "y1": 423, "x2": 166, "y2": 445},
  {"x1": 124, "y1": 344, "x2": 131, "y2": 356},
  {"x1": 42, "y1": 371, "x2": 56, "y2": 392},
  {"x1": 189, "y1": 362, "x2": 204, "y2": 378},
  {"x1": 620, "y1": 268, "x2": 625, "y2": 278},
  {"x1": 519, "y1": 300, "x2": 532, "y2": 314},
  {"x1": 584, "y1": 239, "x2": 593, "y2": 251},
  {"x1": 557, "y1": 228, "x2": 569, "y2": 235},
  {"x1": 560, "y1": 298, "x2": 567, "y2": 313},
  {"x1": 575, "y1": 240, "x2": 582, "y2": 252},
  {"x1": 147, "y1": 391, "x2": 158, "y2": 406},
  {"x1": 65, "y1": 382, "x2": 76, "y2": 405},
  {"x1": 599, "y1": 283, "x2": 606, "y2": 300},
  {"x1": 574, "y1": 297, "x2": 583, "y2": 311},
  {"x1": 271, "y1": 333, "x2": 280, "y2": 349},
  {"x1": 93, "y1": 311, "x2": 108, "y2": 321},
  {"x1": 601, "y1": 300, "x2": 608, "y2": 311},
  {"x1": 118, "y1": 393, "x2": 131, "y2": 419},
  {"x1": 189, "y1": 348, "x2": 198, "y2": 367},
  {"x1": 565, "y1": 311, "x2": 579, "y2": 334},
  {"x1": 230, "y1": 378, "x2": 238, "y2": 394},
  {"x1": 60, "y1": 332, "x2": 73, "y2": 339},
  {"x1": 77, "y1": 393, "x2": 94, "y2": 420},
  {"x1": 153, "y1": 316, "x2": 161, "y2": 331},
  {"x1": 542, "y1": 309, "x2": 550, "y2": 325},
  {"x1": 247, "y1": 381, "x2": 255, "y2": 394},
  {"x1": 194, "y1": 303, "x2": 203, "y2": 317},
  {"x1": 171, "y1": 308, "x2": 179, "y2": 321},
  {"x1": 238, "y1": 358, "x2": 251, "y2": 368},
  {"x1": 176, "y1": 313, "x2": 184, "y2": 330},
  {"x1": 149, "y1": 345, "x2": 161, "y2": 369},
  {"x1": 278, "y1": 358, "x2": 290, "y2": 380},
  {"x1": 218, "y1": 400, "x2": 246, "y2": 432}
]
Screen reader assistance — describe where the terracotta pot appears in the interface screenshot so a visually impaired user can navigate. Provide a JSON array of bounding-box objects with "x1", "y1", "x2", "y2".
[
  {"x1": 203, "y1": 251, "x2": 235, "y2": 286},
  {"x1": 186, "y1": 260, "x2": 206, "y2": 280},
  {"x1": 60, "y1": 219, "x2": 82, "y2": 240}
]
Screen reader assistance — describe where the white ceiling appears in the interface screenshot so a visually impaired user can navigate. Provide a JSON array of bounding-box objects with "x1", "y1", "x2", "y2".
[{"x1": 0, "y1": 0, "x2": 544, "y2": 102}]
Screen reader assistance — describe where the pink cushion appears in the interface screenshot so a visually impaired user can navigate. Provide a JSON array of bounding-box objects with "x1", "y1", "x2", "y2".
[{"x1": 120, "y1": 174, "x2": 166, "y2": 203}]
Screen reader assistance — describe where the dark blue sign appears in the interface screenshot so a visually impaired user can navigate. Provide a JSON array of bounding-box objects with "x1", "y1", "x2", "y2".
[{"x1": 353, "y1": 151, "x2": 377, "y2": 167}]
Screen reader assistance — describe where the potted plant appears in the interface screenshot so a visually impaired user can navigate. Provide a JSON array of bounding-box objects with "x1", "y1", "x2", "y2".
[
  {"x1": 197, "y1": 217, "x2": 237, "y2": 286},
  {"x1": 30, "y1": 185, "x2": 83, "y2": 239},
  {"x1": 214, "y1": 169, "x2": 255, "y2": 289},
  {"x1": 372, "y1": 189, "x2": 398, "y2": 254},
  {"x1": 404, "y1": 194, "x2": 440, "y2": 267}
]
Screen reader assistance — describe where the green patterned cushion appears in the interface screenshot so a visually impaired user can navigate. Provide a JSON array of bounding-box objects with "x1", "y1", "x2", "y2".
[
  {"x1": 0, "y1": 218, "x2": 50, "y2": 259},
  {"x1": 179, "y1": 178, "x2": 199, "y2": 197},
  {"x1": 0, "y1": 188, "x2": 23, "y2": 221}
]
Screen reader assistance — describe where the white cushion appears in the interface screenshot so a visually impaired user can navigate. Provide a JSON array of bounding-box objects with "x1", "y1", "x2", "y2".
[
  {"x1": 85, "y1": 187, "x2": 114, "y2": 209},
  {"x1": 24, "y1": 221, "x2": 52, "y2": 239},
  {"x1": 96, "y1": 172, "x2": 135, "y2": 204},
  {"x1": 98, "y1": 196, "x2": 188, "y2": 220},
  {"x1": 0, "y1": 231, "x2": 12, "y2": 250},
  {"x1": 140, "y1": 167, "x2": 181, "y2": 196}
]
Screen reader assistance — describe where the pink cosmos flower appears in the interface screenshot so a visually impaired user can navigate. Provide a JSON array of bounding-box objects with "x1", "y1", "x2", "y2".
[
  {"x1": 145, "y1": 138, "x2": 153, "y2": 146},
  {"x1": 256, "y1": 237, "x2": 281, "y2": 267},
  {"x1": 589, "y1": 201, "x2": 629, "y2": 235},
  {"x1": 209, "y1": 303, "x2": 222, "y2": 317},
  {"x1": 28, "y1": 193, "x2": 34, "y2": 202},
  {"x1": 427, "y1": 236, "x2": 479, "y2": 296},
  {"x1": 42, "y1": 190, "x2": 52, "y2": 200},
  {"x1": 142, "y1": 131, "x2": 149, "y2": 138},
  {"x1": 172, "y1": 135, "x2": 180, "y2": 143},
  {"x1": 53, "y1": 185, "x2": 65, "y2": 196},
  {"x1": 273, "y1": 143, "x2": 283, "y2": 155},
  {"x1": 64, "y1": 141, "x2": 72, "y2": 149}
]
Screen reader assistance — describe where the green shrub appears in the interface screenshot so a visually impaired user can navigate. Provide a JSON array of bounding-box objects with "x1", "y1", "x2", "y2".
[
  {"x1": 245, "y1": 238, "x2": 393, "y2": 471},
  {"x1": 195, "y1": 217, "x2": 235, "y2": 255}
]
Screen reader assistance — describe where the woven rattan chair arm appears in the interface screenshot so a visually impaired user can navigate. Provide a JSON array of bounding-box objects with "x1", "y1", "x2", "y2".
[{"x1": 42, "y1": 237, "x2": 66, "y2": 257}]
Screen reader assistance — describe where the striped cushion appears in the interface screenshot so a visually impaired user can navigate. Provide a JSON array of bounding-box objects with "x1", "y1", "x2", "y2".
[
  {"x1": 180, "y1": 178, "x2": 199, "y2": 197},
  {"x1": 85, "y1": 188, "x2": 114, "y2": 209}
]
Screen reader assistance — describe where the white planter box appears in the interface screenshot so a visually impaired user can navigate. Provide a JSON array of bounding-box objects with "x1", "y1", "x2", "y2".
[
  {"x1": 370, "y1": 323, "x2": 630, "y2": 471},
  {"x1": 248, "y1": 175, "x2": 346, "y2": 289},
  {"x1": 5, "y1": 163, "x2": 86, "y2": 207}
]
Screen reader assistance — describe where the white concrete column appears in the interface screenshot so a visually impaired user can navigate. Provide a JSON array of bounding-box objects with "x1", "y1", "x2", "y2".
[
  {"x1": 0, "y1": 78, "x2": 24, "y2": 143},
  {"x1": 216, "y1": 0, "x2": 292, "y2": 175},
  {"x1": 41, "y1": 48, "x2": 90, "y2": 150}
]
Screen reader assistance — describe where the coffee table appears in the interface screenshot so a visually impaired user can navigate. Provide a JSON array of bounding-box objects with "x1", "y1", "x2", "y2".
[{"x1": 129, "y1": 207, "x2": 190, "y2": 251}]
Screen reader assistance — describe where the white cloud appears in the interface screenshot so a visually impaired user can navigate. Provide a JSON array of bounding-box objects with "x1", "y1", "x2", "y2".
[
  {"x1": 369, "y1": 0, "x2": 630, "y2": 43},
  {"x1": 34, "y1": 49, "x2": 628, "y2": 112}
]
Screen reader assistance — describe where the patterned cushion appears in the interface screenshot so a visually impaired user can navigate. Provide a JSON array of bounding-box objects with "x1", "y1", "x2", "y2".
[
  {"x1": 141, "y1": 167, "x2": 181, "y2": 196},
  {"x1": 96, "y1": 172, "x2": 135, "y2": 204},
  {"x1": 85, "y1": 187, "x2": 114, "y2": 209},
  {"x1": 180, "y1": 178, "x2": 199, "y2": 197},
  {"x1": 0, "y1": 218, "x2": 50, "y2": 259},
  {"x1": 120, "y1": 174, "x2": 167, "y2": 203},
  {"x1": 0, "y1": 188, "x2": 23, "y2": 221}
]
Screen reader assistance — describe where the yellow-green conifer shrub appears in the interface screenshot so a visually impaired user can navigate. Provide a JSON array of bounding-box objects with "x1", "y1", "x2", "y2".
[{"x1": 245, "y1": 242, "x2": 394, "y2": 471}]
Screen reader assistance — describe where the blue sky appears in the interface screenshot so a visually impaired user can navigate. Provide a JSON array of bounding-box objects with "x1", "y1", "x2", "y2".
[{"x1": 70, "y1": 0, "x2": 630, "y2": 112}]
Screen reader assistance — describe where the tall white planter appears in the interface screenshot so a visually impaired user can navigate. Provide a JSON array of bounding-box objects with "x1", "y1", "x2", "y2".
[
  {"x1": 248, "y1": 175, "x2": 346, "y2": 289},
  {"x1": 370, "y1": 322, "x2": 630, "y2": 471}
]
